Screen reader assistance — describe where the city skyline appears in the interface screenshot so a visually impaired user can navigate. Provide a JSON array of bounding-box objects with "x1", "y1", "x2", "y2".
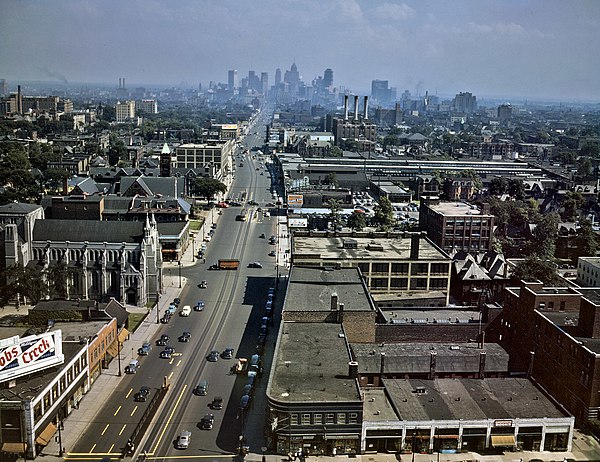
[{"x1": 1, "y1": 0, "x2": 600, "y2": 102}]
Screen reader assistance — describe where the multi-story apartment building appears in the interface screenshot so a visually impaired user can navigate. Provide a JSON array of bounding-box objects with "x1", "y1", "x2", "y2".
[
  {"x1": 419, "y1": 196, "x2": 494, "y2": 255},
  {"x1": 453, "y1": 92, "x2": 477, "y2": 114},
  {"x1": 115, "y1": 100, "x2": 136, "y2": 123},
  {"x1": 491, "y1": 281, "x2": 600, "y2": 424},
  {"x1": 577, "y1": 257, "x2": 600, "y2": 286},
  {"x1": 136, "y1": 99, "x2": 158, "y2": 114},
  {"x1": 175, "y1": 141, "x2": 234, "y2": 182}
]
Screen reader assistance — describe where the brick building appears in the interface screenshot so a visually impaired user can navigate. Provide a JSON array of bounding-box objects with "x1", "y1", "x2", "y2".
[
  {"x1": 490, "y1": 281, "x2": 600, "y2": 423},
  {"x1": 419, "y1": 196, "x2": 494, "y2": 256}
]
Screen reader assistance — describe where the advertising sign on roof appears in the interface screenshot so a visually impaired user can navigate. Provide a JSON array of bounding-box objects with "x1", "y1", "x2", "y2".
[
  {"x1": 287, "y1": 194, "x2": 304, "y2": 207},
  {"x1": 0, "y1": 331, "x2": 64, "y2": 383}
]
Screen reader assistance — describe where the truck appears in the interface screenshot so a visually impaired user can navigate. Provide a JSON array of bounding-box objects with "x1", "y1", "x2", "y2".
[{"x1": 218, "y1": 259, "x2": 240, "y2": 270}]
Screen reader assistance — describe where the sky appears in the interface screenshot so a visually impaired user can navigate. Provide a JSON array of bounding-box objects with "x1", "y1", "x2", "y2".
[{"x1": 1, "y1": 0, "x2": 600, "y2": 102}]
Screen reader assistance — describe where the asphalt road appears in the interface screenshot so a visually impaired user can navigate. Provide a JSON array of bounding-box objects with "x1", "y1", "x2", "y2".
[{"x1": 70, "y1": 109, "x2": 279, "y2": 459}]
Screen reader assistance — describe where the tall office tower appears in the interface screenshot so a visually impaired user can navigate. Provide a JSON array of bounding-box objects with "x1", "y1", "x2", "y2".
[
  {"x1": 453, "y1": 92, "x2": 477, "y2": 114},
  {"x1": 371, "y1": 79, "x2": 391, "y2": 103},
  {"x1": 497, "y1": 103, "x2": 512, "y2": 122},
  {"x1": 284, "y1": 62, "x2": 299, "y2": 84},
  {"x1": 0, "y1": 79, "x2": 7, "y2": 96},
  {"x1": 261, "y1": 72, "x2": 269, "y2": 95},
  {"x1": 274, "y1": 68, "x2": 282, "y2": 87},
  {"x1": 323, "y1": 68, "x2": 333, "y2": 88},
  {"x1": 228, "y1": 69, "x2": 238, "y2": 91}
]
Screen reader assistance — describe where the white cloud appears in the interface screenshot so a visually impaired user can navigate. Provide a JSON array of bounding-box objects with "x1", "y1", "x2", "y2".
[{"x1": 371, "y1": 2, "x2": 415, "y2": 22}]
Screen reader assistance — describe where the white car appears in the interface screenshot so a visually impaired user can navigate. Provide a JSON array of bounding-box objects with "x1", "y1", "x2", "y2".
[{"x1": 177, "y1": 430, "x2": 191, "y2": 449}]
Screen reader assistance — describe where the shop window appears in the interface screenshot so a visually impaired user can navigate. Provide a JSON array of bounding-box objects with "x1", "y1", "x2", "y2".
[
  {"x1": 44, "y1": 393, "x2": 50, "y2": 408},
  {"x1": 34, "y1": 403, "x2": 42, "y2": 420},
  {"x1": 52, "y1": 384, "x2": 58, "y2": 400}
]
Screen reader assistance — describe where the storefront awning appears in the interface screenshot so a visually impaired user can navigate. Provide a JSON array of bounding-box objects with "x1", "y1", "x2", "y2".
[
  {"x1": 491, "y1": 435, "x2": 516, "y2": 447},
  {"x1": 437, "y1": 435, "x2": 459, "y2": 439},
  {"x1": 118, "y1": 328, "x2": 129, "y2": 344},
  {"x1": 1, "y1": 442, "x2": 27, "y2": 453},
  {"x1": 36, "y1": 422, "x2": 57, "y2": 445},
  {"x1": 324, "y1": 434, "x2": 359, "y2": 440},
  {"x1": 106, "y1": 340, "x2": 119, "y2": 358}
]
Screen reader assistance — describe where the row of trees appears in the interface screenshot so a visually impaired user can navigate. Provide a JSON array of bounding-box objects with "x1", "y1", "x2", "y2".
[
  {"x1": 327, "y1": 196, "x2": 396, "y2": 232},
  {"x1": 0, "y1": 263, "x2": 78, "y2": 307}
]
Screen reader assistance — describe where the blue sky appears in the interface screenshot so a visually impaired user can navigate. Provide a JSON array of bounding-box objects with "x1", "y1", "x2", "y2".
[{"x1": 1, "y1": 0, "x2": 599, "y2": 101}]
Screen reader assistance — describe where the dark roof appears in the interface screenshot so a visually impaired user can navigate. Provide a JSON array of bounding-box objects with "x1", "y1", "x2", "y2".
[
  {"x1": 104, "y1": 298, "x2": 129, "y2": 327},
  {"x1": 0, "y1": 202, "x2": 42, "y2": 215},
  {"x1": 33, "y1": 219, "x2": 144, "y2": 243},
  {"x1": 157, "y1": 221, "x2": 188, "y2": 237}
]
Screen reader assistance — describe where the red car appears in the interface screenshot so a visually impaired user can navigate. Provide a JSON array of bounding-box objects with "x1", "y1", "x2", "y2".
[{"x1": 217, "y1": 202, "x2": 229, "y2": 208}]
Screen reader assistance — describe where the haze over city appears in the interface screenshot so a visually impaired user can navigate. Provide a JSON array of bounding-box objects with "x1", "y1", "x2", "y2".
[{"x1": 1, "y1": 0, "x2": 600, "y2": 102}]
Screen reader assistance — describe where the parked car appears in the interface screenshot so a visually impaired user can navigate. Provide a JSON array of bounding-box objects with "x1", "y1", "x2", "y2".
[
  {"x1": 159, "y1": 349, "x2": 172, "y2": 359},
  {"x1": 194, "y1": 380, "x2": 209, "y2": 396},
  {"x1": 268, "y1": 250, "x2": 276, "y2": 257},
  {"x1": 138, "y1": 342, "x2": 151, "y2": 355},
  {"x1": 240, "y1": 394, "x2": 251, "y2": 410}
]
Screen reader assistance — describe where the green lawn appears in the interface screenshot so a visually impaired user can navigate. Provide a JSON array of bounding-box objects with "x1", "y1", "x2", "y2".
[
  {"x1": 189, "y1": 218, "x2": 204, "y2": 231},
  {"x1": 128, "y1": 312, "x2": 148, "y2": 332}
]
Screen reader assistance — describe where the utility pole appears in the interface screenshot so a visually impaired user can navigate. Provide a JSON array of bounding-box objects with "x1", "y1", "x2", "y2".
[
  {"x1": 156, "y1": 292, "x2": 160, "y2": 324},
  {"x1": 57, "y1": 411, "x2": 63, "y2": 457},
  {"x1": 117, "y1": 339, "x2": 122, "y2": 376},
  {"x1": 178, "y1": 261, "x2": 182, "y2": 288}
]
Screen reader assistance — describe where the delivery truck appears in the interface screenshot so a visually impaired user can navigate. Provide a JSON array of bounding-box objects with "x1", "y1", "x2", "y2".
[{"x1": 218, "y1": 259, "x2": 240, "y2": 270}]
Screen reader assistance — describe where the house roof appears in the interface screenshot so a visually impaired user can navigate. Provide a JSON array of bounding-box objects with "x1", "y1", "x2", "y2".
[{"x1": 33, "y1": 219, "x2": 145, "y2": 243}]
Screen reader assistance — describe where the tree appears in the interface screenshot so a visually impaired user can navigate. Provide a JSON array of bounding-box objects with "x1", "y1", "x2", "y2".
[
  {"x1": 575, "y1": 219, "x2": 598, "y2": 260},
  {"x1": 507, "y1": 178, "x2": 525, "y2": 201},
  {"x1": 0, "y1": 264, "x2": 48, "y2": 307},
  {"x1": 530, "y1": 212, "x2": 560, "y2": 258},
  {"x1": 373, "y1": 196, "x2": 395, "y2": 230},
  {"x1": 347, "y1": 210, "x2": 367, "y2": 231},
  {"x1": 561, "y1": 191, "x2": 584, "y2": 221},
  {"x1": 46, "y1": 262, "x2": 82, "y2": 299},
  {"x1": 576, "y1": 157, "x2": 593, "y2": 177},
  {"x1": 327, "y1": 198, "x2": 343, "y2": 232},
  {"x1": 579, "y1": 143, "x2": 600, "y2": 159},
  {"x1": 323, "y1": 173, "x2": 339, "y2": 189},
  {"x1": 194, "y1": 178, "x2": 227, "y2": 201},
  {"x1": 488, "y1": 177, "x2": 507, "y2": 196},
  {"x1": 108, "y1": 138, "x2": 127, "y2": 166},
  {"x1": 512, "y1": 255, "x2": 562, "y2": 286}
]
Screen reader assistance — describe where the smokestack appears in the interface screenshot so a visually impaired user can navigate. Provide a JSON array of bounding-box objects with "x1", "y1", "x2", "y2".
[
  {"x1": 123, "y1": 77, "x2": 125, "y2": 88},
  {"x1": 478, "y1": 351, "x2": 487, "y2": 379},
  {"x1": 429, "y1": 351, "x2": 437, "y2": 379},
  {"x1": 330, "y1": 292, "x2": 338, "y2": 311},
  {"x1": 119, "y1": 78, "x2": 122, "y2": 89},
  {"x1": 338, "y1": 302, "x2": 344, "y2": 324},
  {"x1": 410, "y1": 233, "x2": 420, "y2": 260},
  {"x1": 343, "y1": 95, "x2": 349, "y2": 120},
  {"x1": 353, "y1": 95, "x2": 359, "y2": 121},
  {"x1": 363, "y1": 96, "x2": 369, "y2": 120},
  {"x1": 380, "y1": 352, "x2": 386, "y2": 375},
  {"x1": 348, "y1": 361, "x2": 358, "y2": 379},
  {"x1": 17, "y1": 85, "x2": 22, "y2": 114}
]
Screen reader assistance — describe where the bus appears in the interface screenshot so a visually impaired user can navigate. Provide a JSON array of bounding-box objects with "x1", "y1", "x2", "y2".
[{"x1": 236, "y1": 209, "x2": 249, "y2": 221}]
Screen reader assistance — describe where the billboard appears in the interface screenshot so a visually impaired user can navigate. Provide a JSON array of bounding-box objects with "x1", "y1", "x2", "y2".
[
  {"x1": 287, "y1": 194, "x2": 304, "y2": 207},
  {"x1": 288, "y1": 218, "x2": 308, "y2": 228},
  {"x1": 0, "y1": 331, "x2": 64, "y2": 383}
]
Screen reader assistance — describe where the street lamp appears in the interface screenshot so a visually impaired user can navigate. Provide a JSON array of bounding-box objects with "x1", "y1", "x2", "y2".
[
  {"x1": 57, "y1": 410, "x2": 64, "y2": 457},
  {"x1": 411, "y1": 431, "x2": 417, "y2": 462},
  {"x1": 178, "y1": 261, "x2": 182, "y2": 288},
  {"x1": 156, "y1": 292, "x2": 160, "y2": 324},
  {"x1": 117, "y1": 339, "x2": 122, "y2": 376}
]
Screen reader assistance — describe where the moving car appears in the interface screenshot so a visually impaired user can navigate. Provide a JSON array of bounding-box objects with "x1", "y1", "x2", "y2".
[
  {"x1": 199, "y1": 280, "x2": 208, "y2": 288},
  {"x1": 222, "y1": 347, "x2": 234, "y2": 359},
  {"x1": 156, "y1": 334, "x2": 169, "y2": 346},
  {"x1": 180, "y1": 305, "x2": 191, "y2": 316},
  {"x1": 201, "y1": 414, "x2": 215, "y2": 430},
  {"x1": 207, "y1": 350, "x2": 219, "y2": 362},
  {"x1": 194, "y1": 380, "x2": 209, "y2": 396},
  {"x1": 195, "y1": 300, "x2": 205, "y2": 311},
  {"x1": 178, "y1": 331, "x2": 191, "y2": 342},
  {"x1": 248, "y1": 261, "x2": 263, "y2": 268},
  {"x1": 211, "y1": 396, "x2": 224, "y2": 410},
  {"x1": 268, "y1": 250, "x2": 276, "y2": 257},
  {"x1": 177, "y1": 430, "x2": 191, "y2": 449}
]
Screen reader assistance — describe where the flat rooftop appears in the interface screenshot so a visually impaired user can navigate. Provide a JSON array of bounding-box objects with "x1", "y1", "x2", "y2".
[
  {"x1": 426, "y1": 201, "x2": 492, "y2": 217},
  {"x1": 384, "y1": 377, "x2": 568, "y2": 421},
  {"x1": 285, "y1": 267, "x2": 372, "y2": 312},
  {"x1": 376, "y1": 307, "x2": 476, "y2": 324},
  {"x1": 351, "y1": 342, "x2": 509, "y2": 375},
  {"x1": 293, "y1": 236, "x2": 449, "y2": 262},
  {"x1": 267, "y1": 322, "x2": 362, "y2": 403},
  {"x1": 363, "y1": 389, "x2": 399, "y2": 422}
]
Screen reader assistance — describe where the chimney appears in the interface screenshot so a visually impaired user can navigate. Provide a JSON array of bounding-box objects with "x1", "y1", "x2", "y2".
[
  {"x1": 478, "y1": 351, "x2": 487, "y2": 379},
  {"x1": 410, "y1": 233, "x2": 420, "y2": 260},
  {"x1": 363, "y1": 96, "x2": 369, "y2": 120},
  {"x1": 353, "y1": 95, "x2": 359, "y2": 121},
  {"x1": 330, "y1": 292, "x2": 338, "y2": 311},
  {"x1": 429, "y1": 351, "x2": 437, "y2": 379},
  {"x1": 17, "y1": 85, "x2": 22, "y2": 114},
  {"x1": 348, "y1": 361, "x2": 358, "y2": 379},
  {"x1": 338, "y1": 302, "x2": 344, "y2": 324},
  {"x1": 343, "y1": 95, "x2": 349, "y2": 120},
  {"x1": 119, "y1": 78, "x2": 122, "y2": 89},
  {"x1": 380, "y1": 352, "x2": 386, "y2": 375}
]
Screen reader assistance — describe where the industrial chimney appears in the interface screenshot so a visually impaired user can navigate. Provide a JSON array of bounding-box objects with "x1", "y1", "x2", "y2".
[
  {"x1": 363, "y1": 96, "x2": 369, "y2": 120},
  {"x1": 343, "y1": 95, "x2": 349, "y2": 120},
  {"x1": 348, "y1": 361, "x2": 358, "y2": 379},
  {"x1": 353, "y1": 95, "x2": 359, "y2": 121}
]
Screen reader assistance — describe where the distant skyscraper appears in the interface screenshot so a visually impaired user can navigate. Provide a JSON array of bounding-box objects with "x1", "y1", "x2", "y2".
[
  {"x1": 274, "y1": 68, "x2": 282, "y2": 87},
  {"x1": 371, "y1": 80, "x2": 393, "y2": 104},
  {"x1": 453, "y1": 92, "x2": 477, "y2": 114},
  {"x1": 497, "y1": 103, "x2": 512, "y2": 122},
  {"x1": 261, "y1": 72, "x2": 268, "y2": 95},
  {"x1": 228, "y1": 69, "x2": 238, "y2": 91},
  {"x1": 115, "y1": 100, "x2": 136, "y2": 123},
  {"x1": 0, "y1": 79, "x2": 7, "y2": 96},
  {"x1": 323, "y1": 68, "x2": 333, "y2": 88},
  {"x1": 284, "y1": 63, "x2": 299, "y2": 84}
]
